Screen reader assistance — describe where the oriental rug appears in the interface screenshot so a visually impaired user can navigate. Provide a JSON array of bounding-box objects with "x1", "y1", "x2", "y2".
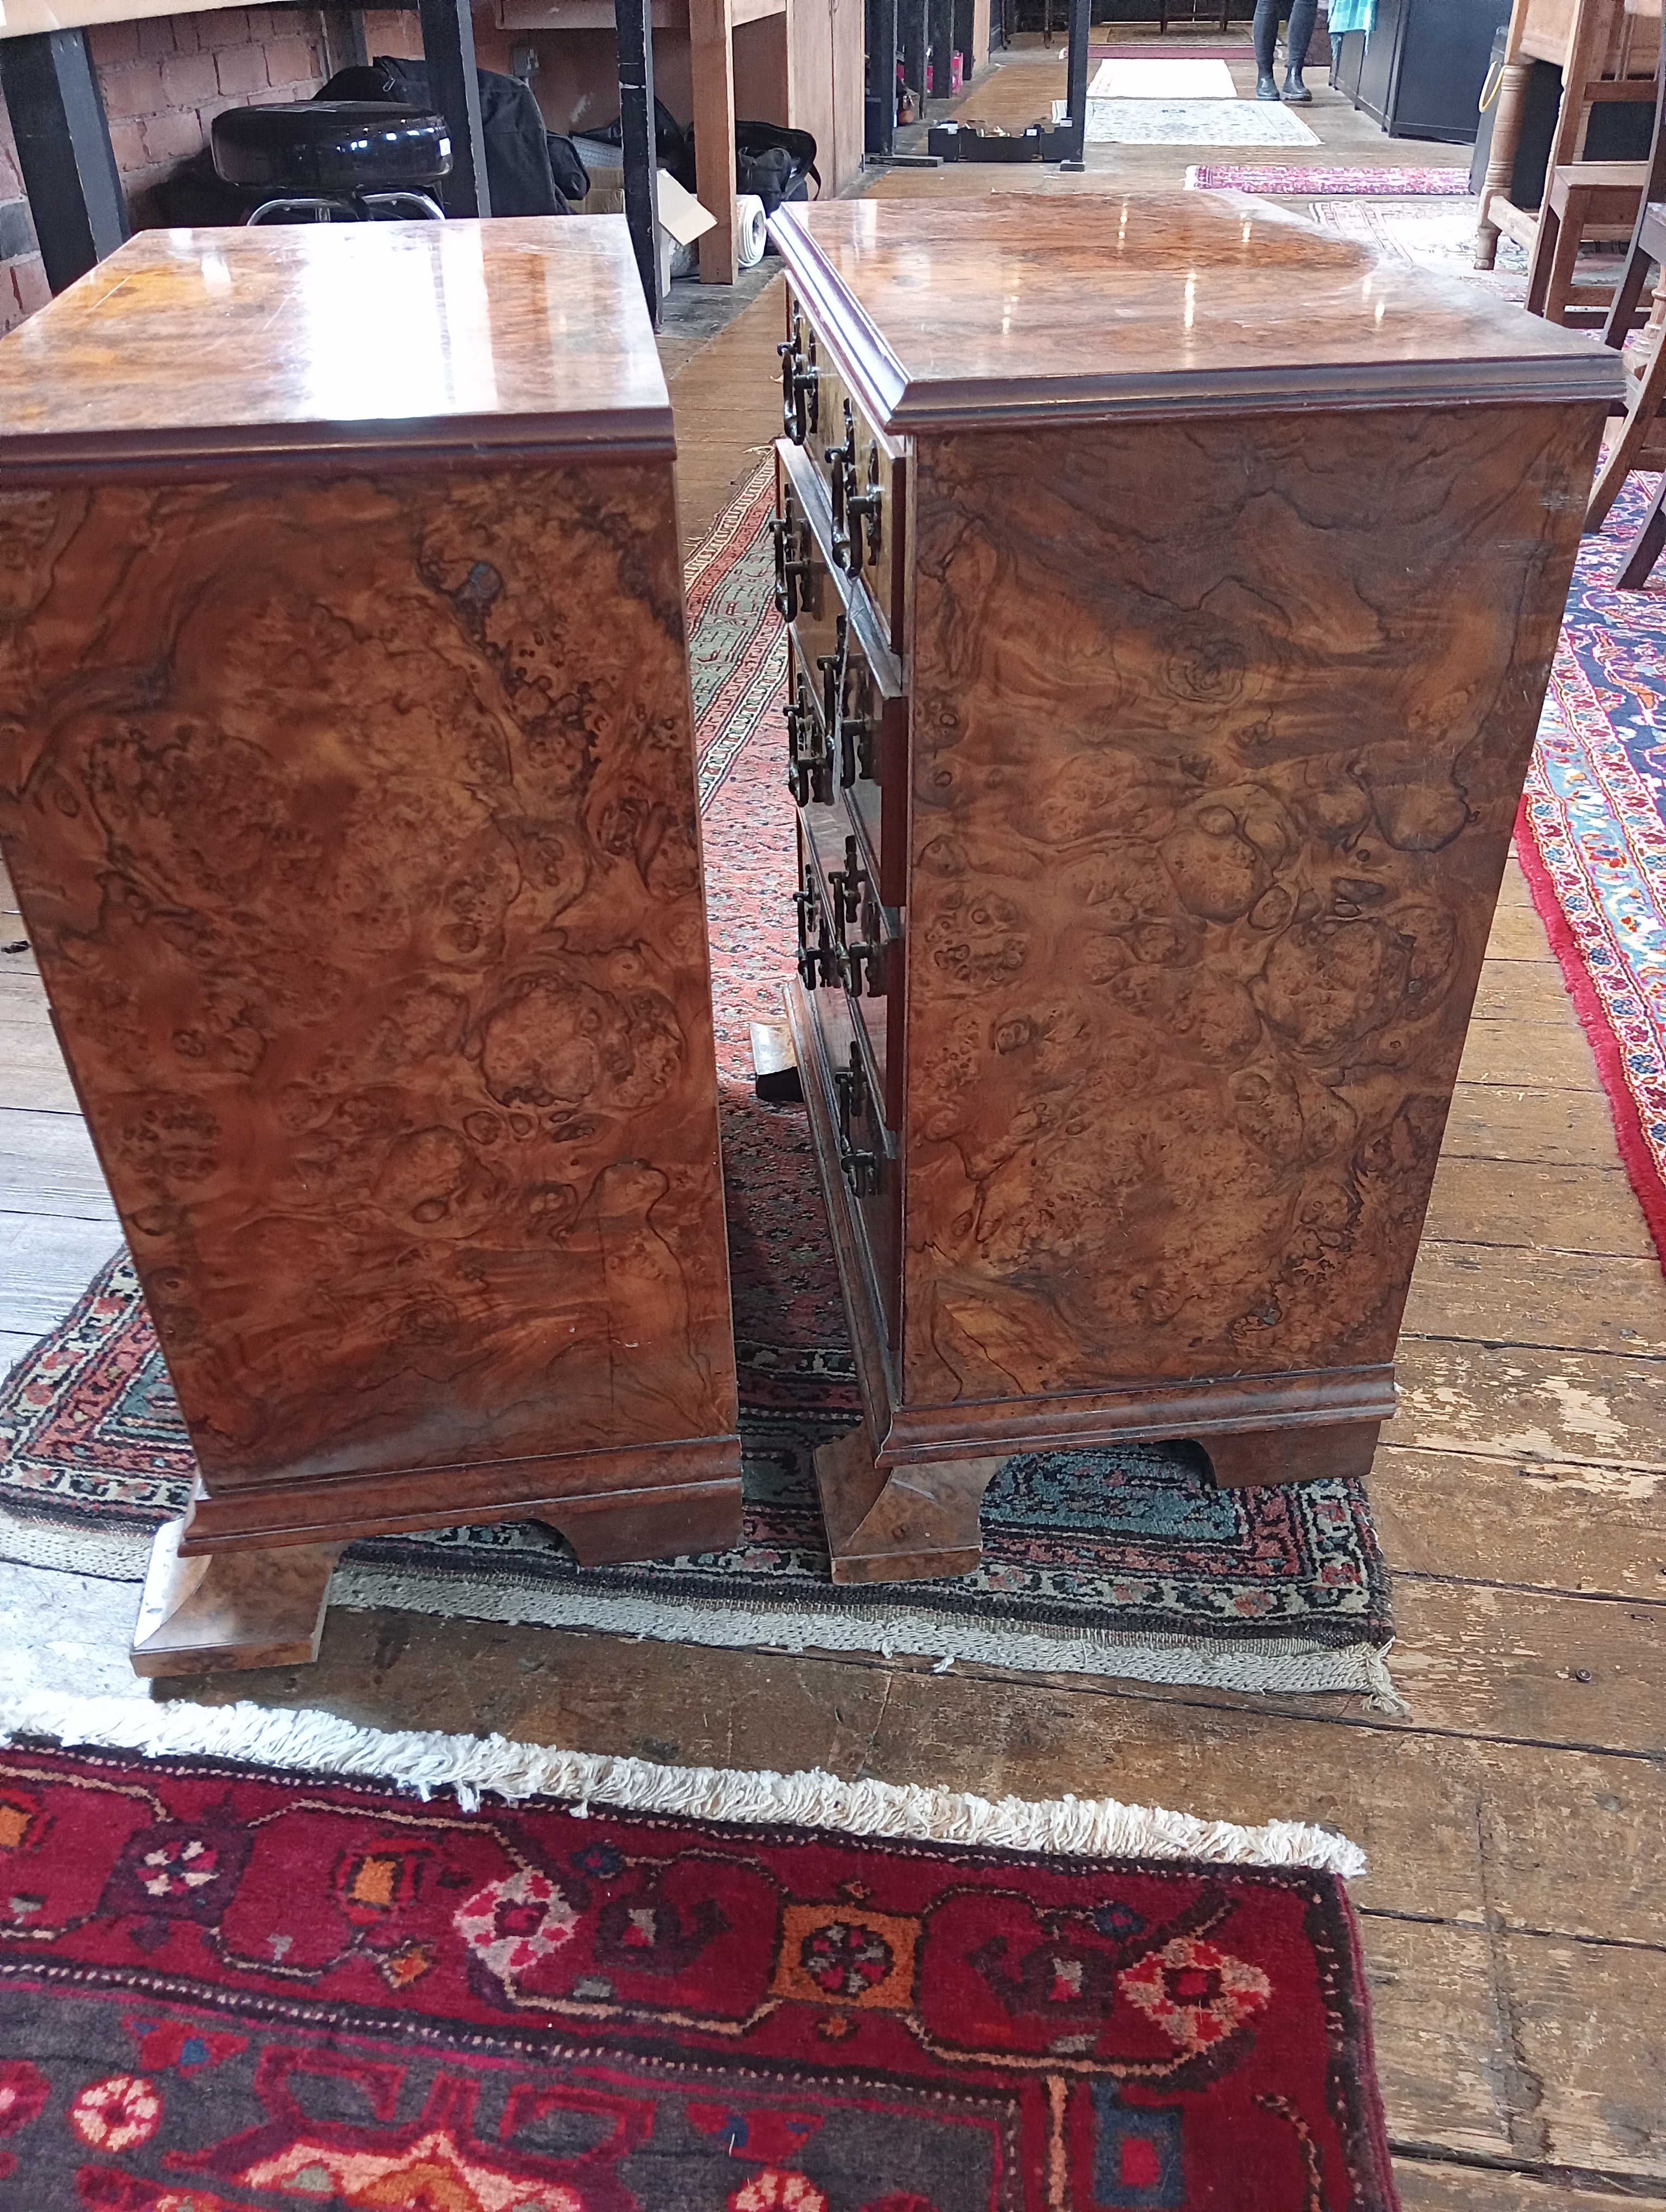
[
  {"x1": 1295, "y1": 195, "x2": 1527, "y2": 300},
  {"x1": 1079, "y1": 97, "x2": 1319, "y2": 145},
  {"x1": 1186, "y1": 164, "x2": 1471, "y2": 194},
  {"x1": 0, "y1": 467, "x2": 1398, "y2": 1705},
  {"x1": 0, "y1": 1728, "x2": 1395, "y2": 2211},
  {"x1": 1516, "y1": 473, "x2": 1666, "y2": 1268}
]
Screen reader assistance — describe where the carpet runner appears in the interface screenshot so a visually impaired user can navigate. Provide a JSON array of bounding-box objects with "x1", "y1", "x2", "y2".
[
  {"x1": 1186, "y1": 164, "x2": 1472, "y2": 194},
  {"x1": 0, "y1": 1720, "x2": 1396, "y2": 2211},
  {"x1": 1082, "y1": 98, "x2": 1319, "y2": 145},
  {"x1": 1518, "y1": 476, "x2": 1666, "y2": 1266},
  {"x1": 0, "y1": 467, "x2": 1398, "y2": 1703}
]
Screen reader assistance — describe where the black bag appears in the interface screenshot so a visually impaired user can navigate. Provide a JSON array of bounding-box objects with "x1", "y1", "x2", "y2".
[
  {"x1": 591, "y1": 98, "x2": 697, "y2": 192},
  {"x1": 733, "y1": 120, "x2": 818, "y2": 213},
  {"x1": 318, "y1": 59, "x2": 572, "y2": 216},
  {"x1": 546, "y1": 133, "x2": 589, "y2": 202}
]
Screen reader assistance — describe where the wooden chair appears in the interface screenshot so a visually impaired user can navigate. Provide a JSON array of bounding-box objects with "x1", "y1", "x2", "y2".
[
  {"x1": 1535, "y1": 28, "x2": 1666, "y2": 321},
  {"x1": 1478, "y1": 0, "x2": 1661, "y2": 326},
  {"x1": 1585, "y1": 46, "x2": 1666, "y2": 532}
]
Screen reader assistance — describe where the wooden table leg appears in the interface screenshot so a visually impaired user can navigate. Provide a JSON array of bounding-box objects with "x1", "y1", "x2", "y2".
[
  {"x1": 813, "y1": 1427, "x2": 1006, "y2": 1585},
  {"x1": 1202, "y1": 1420, "x2": 1382, "y2": 1488},
  {"x1": 691, "y1": 0, "x2": 738, "y2": 282},
  {"x1": 131, "y1": 1521, "x2": 343, "y2": 1678},
  {"x1": 1477, "y1": 54, "x2": 1533, "y2": 270}
]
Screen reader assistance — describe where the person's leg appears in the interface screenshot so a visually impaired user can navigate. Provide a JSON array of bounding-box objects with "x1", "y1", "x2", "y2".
[
  {"x1": 1252, "y1": 0, "x2": 1280, "y2": 99},
  {"x1": 1283, "y1": 0, "x2": 1317, "y2": 98}
]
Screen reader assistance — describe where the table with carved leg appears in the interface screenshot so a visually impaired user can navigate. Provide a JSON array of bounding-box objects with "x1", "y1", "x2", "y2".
[
  {"x1": 0, "y1": 216, "x2": 742, "y2": 1671},
  {"x1": 768, "y1": 195, "x2": 1619, "y2": 1585}
]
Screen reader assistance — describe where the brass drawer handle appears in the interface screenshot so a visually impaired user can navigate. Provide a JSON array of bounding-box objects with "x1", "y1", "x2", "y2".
[
  {"x1": 833, "y1": 1043, "x2": 881, "y2": 1197},
  {"x1": 778, "y1": 308, "x2": 820, "y2": 445},
  {"x1": 839, "y1": 1140, "x2": 881, "y2": 1199},
  {"x1": 825, "y1": 401, "x2": 883, "y2": 579},
  {"x1": 785, "y1": 671, "x2": 834, "y2": 807},
  {"x1": 816, "y1": 614, "x2": 874, "y2": 787},
  {"x1": 793, "y1": 865, "x2": 839, "y2": 990},
  {"x1": 770, "y1": 510, "x2": 814, "y2": 622}
]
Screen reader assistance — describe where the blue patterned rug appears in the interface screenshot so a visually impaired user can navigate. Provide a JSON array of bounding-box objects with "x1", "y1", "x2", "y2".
[
  {"x1": 1517, "y1": 474, "x2": 1666, "y2": 1267},
  {"x1": 0, "y1": 471, "x2": 1395, "y2": 1701}
]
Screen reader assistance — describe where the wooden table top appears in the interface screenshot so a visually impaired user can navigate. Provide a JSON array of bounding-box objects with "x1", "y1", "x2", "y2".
[
  {"x1": 0, "y1": 216, "x2": 673, "y2": 475},
  {"x1": 772, "y1": 195, "x2": 1625, "y2": 434}
]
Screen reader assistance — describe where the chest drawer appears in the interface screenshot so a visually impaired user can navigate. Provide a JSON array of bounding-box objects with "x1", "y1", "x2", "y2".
[
  {"x1": 795, "y1": 799, "x2": 903, "y2": 1127},
  {"x1": 784, "y1": 616, "x2": 907, "y2": 908},
  {"x1": 798, "y1": 951, "x2": 901, "y2": 1354},
  {"x1": 779, "y1": 289, "x2": 907, "y2": 651}
]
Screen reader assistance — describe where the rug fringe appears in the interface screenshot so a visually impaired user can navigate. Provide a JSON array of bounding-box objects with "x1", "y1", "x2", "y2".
[
  {"x1": 329, "y1": 1561, "x2": 1400, "y2": 1707},
  {"x1": 2, "y1": 1684, "x2": 1366, "y2": 1878}
]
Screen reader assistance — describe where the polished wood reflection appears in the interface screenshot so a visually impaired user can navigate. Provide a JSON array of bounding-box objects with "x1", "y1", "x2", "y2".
[
  {"x1": 0, "y1": 217, "x2": 673, "y2": 472},
  {"x1": 772, "y1": 195, "x2": 1624, "y2": 430}
]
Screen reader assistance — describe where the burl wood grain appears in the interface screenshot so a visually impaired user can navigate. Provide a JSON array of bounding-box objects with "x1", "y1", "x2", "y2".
[
  {"x1": 0, "y1": 460, "x2": 739, "y2": 1498},
  {"x1": 902, "y1": 403, "x2": 1604, "y2": 1412}
]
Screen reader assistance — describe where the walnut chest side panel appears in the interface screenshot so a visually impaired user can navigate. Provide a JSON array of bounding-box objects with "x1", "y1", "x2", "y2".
[
  {"x1": 899, "y1": 402, "x2": 1601, "y2": 1412},
  {"x1": 0, "y1": 459, "x2": 738, "y2": 1489}
]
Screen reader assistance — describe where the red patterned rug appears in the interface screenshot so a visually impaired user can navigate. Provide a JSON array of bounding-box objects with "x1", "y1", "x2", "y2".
[
  {"x1": 1186, "y1": 165, "x2": 1472, "y2": 195},
  {"x1": 0, "y1": 1735, "x2": 1397, "y2": 2210},
  {"x1": 1515, "y1": 475, "x2": 1666, "y2": 1268}
]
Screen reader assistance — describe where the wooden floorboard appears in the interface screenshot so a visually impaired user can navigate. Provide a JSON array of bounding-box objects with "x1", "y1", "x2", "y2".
[{"x1": 2, "y1": 56, "x2": 1662, "y2": 2189}]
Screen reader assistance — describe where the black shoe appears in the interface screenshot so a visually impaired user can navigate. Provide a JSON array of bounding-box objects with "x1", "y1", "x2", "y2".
[
  {"x1": 1256, "y1": 72, "x2": 1280, "y2": 100},
  {"x1": 1281, "y1": 72, "x2": 1312, "y2": 102}
]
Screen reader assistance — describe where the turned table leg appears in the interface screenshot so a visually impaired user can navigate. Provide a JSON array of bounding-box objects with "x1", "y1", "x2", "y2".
[
  {"x1": 131, "y1": 1521, "x2": 344, "y2": 1678},
  {"x1": 1202, "y1": 1420, "x2": 1382, "y2": 1488},
  {"x1": 813, "y1": 1427, "x2": 1006, "y2": 1585},
  {"x1": 1476, "y1": 55, "x2": 1533, "y2": 271}
]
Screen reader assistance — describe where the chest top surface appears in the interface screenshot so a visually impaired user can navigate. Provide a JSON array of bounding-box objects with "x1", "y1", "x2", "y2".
[
  {"x1": 0, "y1": 215, "x2": 671, "y2": 473},
  {"x1": 771, "y1": 195, "x2": 1624, "y2": 434}
]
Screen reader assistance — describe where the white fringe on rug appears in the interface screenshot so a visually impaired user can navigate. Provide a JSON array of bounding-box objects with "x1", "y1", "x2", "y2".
[
  {"x1": 2, "y1": 1684, "x2": 1365, "y2": 1879},
  {"x1": 333, "y1": 1561, "x2": 1408, "y2": 1715},
  {"x1": 0, "y1": 1512, "x2": 1406, "y2": 1712}
]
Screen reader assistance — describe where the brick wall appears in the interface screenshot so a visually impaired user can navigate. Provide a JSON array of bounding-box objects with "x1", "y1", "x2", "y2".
[{"x1": 1, "y1": 4, "x2": 350, "y2": 337}]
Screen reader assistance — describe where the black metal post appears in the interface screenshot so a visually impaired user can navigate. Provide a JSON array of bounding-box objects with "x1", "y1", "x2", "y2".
[
  {"x1": 326, "y1": 5, "x2": 371, "y2": 70},
  {"x1": 1056, "y1": 0, "x2": 1090, "y2": 165},
  {"x1": 866, "y1": 0, "x2": 899, "y2": 154},
  {"x1": 0, "y1": 31, "x2": 127, "y2": 296},
  {"x1": 901, "y1": 0, "x2": 927, "y2": 121},
  {"x1": 951, "y1": 0, "x2": 975, "y2": 89},
  {"x1": 418, "y1": 0, "x2": 491, "y2": 216},
  {"x1": 928, "y1": 0, "x2": 955, "y2": 106},
  {"x1": 614, "y1": 0, "x2": 661, "y2": 326}
]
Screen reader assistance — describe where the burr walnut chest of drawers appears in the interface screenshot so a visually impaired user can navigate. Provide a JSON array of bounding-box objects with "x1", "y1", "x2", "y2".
[
  {"x1": 0, "y1": 217, "x2": 742, "y2": 1670},
  {"x1": 769, "y1": 195, "x2": 1620, "y2": 1585}
]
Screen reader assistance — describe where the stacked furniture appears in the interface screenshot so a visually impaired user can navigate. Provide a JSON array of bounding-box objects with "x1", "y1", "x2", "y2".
[
  {"x1": 0, "y1": 216, "x2": 741, "y2": 1673},
  {"x1": 1476, "y1": 0, "x2": 1662, "y2": 319},
  {"x1": 770, "y1": 196, "x2": 1619, "y2": 1585}
]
